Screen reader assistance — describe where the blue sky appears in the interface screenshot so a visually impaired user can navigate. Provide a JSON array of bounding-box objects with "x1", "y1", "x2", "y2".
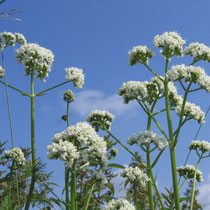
[{"x1": 1, "y1": 0, "x2": 210, "y2": 208}]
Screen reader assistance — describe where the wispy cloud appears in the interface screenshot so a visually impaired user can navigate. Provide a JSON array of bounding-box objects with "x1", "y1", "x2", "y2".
[
  {"x1": 198, "y1": 173, "x2": 210, "y2": 209},
  {"x1": 71, "y1": 90, "x2": 137, "y2": 116}
]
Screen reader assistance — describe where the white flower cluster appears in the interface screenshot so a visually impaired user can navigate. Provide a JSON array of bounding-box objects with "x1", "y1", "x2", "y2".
[
  {"x1": 117, "y1": 81, "x2": 148, "y2": 104},
  {"x1": 48, "y1": 122, "x2": 108, "y2": 167},
  {"x1": 153, "y1": 31, "x2": 185, "y2": 58},
  {"x1": 177, "y1": 165, "x2": 204, "y2": 182},
  {"x1": 128, "y1": 45, "x2": 154, "y2": 65},
  {"x1": 14, "y1": 33, "x2": 27, "y2": 45},
  {"x1": 189, "y1": 140, "x2": 210, "y2": 153},
  {"x1": 184, "y1": 42, "x2": 210, "y2": 62},
  {"x1": 65, "y1": 67, "x2": 84, "y2": 89},
  {"x1": 167, "y1": 64, "x2": 210, "y2": 92},
  {"x1": 47, "y1": 140, "x2": 79, "y2": 167},
  {"x1": 4, "y1": 148, "x2": 25, "y2": 166},
  {"x1": 92, "y1": 171, "x2": 108, "y2": 186},
  {"x1": 104, "y1": 199, "x2": 135, "y2": 210},
  {"x1": 0, "y1": 32, "x2": 26, "y2": 48},
  {"x1": 63, "y1": 89, "x2": 75, "y2": 103},
  {"x1": 86, "y1": 109, "x2": 115, "y2": 132},
  {"x1": 175, "y1": 101, "x2": 205, "y2": 124},
  {"x1": 121, "y1": 166, "x2": 149, "y2": 187},
  {"x1": 16, "y1": 43, "x2": 54, "y2": 81},
  {"x1": 0, "y1": 66, "x2": 4, "y2": 78},
  {"x1": 127, "y1": 130, "x2": 168, "y2": 151},
  {"x1": 118, "y1": 77, "x2": 178, "y2": 105}
]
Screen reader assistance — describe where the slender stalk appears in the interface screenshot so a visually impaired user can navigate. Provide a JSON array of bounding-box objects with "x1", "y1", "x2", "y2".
[
  {"x1": 151, "y1": 148, "x2": 165, "y2": 168},
  {"x1": 173, "y1": 82, "x2": 192, "y2": 147},
  {"x1": 178, "y1": 178, "x2": 188, "y2": 191},
  {"x1": 153, "y1": 108, "x2": 175, "y2": 116},
  {"x1": 65, "y1": 168, "x2": 70, "y2": 210},
  {"x1": 35, "y1": 81, "x2": 70, "y2": 96},
  {"x1": 134, "y1": 186, "x2": 141, "y2": 210},
  {"x1": 84, "y1": 184, "x2": 95, "y2": 210},
  {"x1": 25, "y1": 70, "x2": 36, "y2": 210},
  {"x1": 188, "y1": 87, "x2": 203, "y2": 93},
  {"x1": 14, "y1": 163, "x2": 21, "y2": 210},
  {"x1": 0, "y1": 80, "x2": 30, "y2": 96},
  {"x1": 146, "y1": 103, "x2": 154, "y2": 210},
  {"x1": 164, "y1": 59, "x2": 180, "y2": 210},
  {"x1": 65, "y1": 101, "x2": 70, "y2": 210},
  {"x1": 144, "y1": 64, "x2": 164, "y2": 81},
  {"x1": 146, "y1": 145, "x2": 154, "y2": 210},
  {"x1": 71, "y1": 161, "x2": 77, "y2": 210},
  {"x1": 103, "y1": 128, "x2": 146, "y2": 168},
  {"x1": 1, "y1": 51, "x2": 14, "y2": 147},
  {"x1": 150, "y1": 172, "x2": 164, "y2": 209},
  {"x1": 190, "y1": 157, "x2": 202, "y2": 210},
  {"x1": 1, "y1": 51, "x2": 21, "y2": 209},
  {"x1": 8, "y1": 163, "x2": 13, "y2": 209},
  {"x1": 137, "y1": 99, "x2": 168, "y2": 139}
]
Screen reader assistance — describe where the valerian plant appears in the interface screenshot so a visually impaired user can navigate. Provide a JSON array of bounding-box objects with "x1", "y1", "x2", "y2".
[
  {"x1": 86, "y1": 31, "x2": 210, "y2": 209},
  {"x1": 1, "y1": 30, "x2": 210, "y2": 210}
]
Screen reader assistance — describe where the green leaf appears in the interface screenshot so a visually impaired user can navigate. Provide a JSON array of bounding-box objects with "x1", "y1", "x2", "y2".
[
  {"x1": 107, "y1": 163, "x2": 125, "y2": 169},
  {"x1": 124, "y1": 179, "x2": 129, "y2": 188},
  {"x1": 107, "y1": 182, "x2": 115, "y2": 195}
]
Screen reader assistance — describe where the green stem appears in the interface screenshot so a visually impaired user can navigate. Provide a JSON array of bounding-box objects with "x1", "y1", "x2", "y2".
[
  {"x1": 1, "y1": 51, "x2": 14, "y2": 148},
  {"x1": 144, "y1": 64, "x2": 164, "y2": 81},
  {"x1": 146, "y1": 103, "x2": 154, "y2": 210},
  {"x1": 150, "y1": 172, "x2": 164, "y2": 209},
  {"x1": 65, "y1": 101, "x2": 71, "y2": 210},
  {"x1": 134, "y1": 186, "x2": 141, "y2": 210},
  {"x1": 151, "y1": 148, "x2": 166, "y2": 168},
  {"x1": 146, "y1": 145, "x2": 154, "y2": 210},
  {"x1": 1, "y1": 51, "x2": 21, "y2": 209},
  {"x1": 104, "y1": 128, "x2": 146, "y2": 168},
  {"x1": 0, "y1": 80, "x2": 30, "y2": 96},
  {"x1": 65, "y1": 167, "x2": 70, "y2": 210},
  {"x1": 190, "y1": 157, "x2": 202, "y2": 210},
  {"x1": 164, "y1": 59, "x2": 180, "y2": 210},
  {"x1": 173, "y1": 82, "x2": 192, "y2": 148},
  {"x1": 188, "y1": 87, "x2": 203, "y2": 93},
  {"x1": 8, "y1": 163, "x2": 14, "y2": 209},
  {"x1": 35, "y1": 81, "x2": 70, "y2": 96},
  {"x1": 140, "y1": 100, "x2": 168, "y2": 139},
  {"x1": 25, "y1": 71, "x2": 36, "y2": 210},
  {"x1": 71, "y1": 161, "x2": 77, "y2": 210},
  {"x1": 67, "y1": 102, "x2": 70, "y2": 127},
  {"x1": 178, "y1": 178, "x2": 188, "y2": 191},
  {"x1": 14, "y1": 167, "x2": 21, "y2": 210},
  {"x1": 84, "y1": 184, "x2": 95, "y2": 210}
]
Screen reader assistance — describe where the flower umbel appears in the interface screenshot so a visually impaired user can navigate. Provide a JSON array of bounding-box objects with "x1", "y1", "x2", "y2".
[
  {"x1": 177, "y1": 165, "x2": 204, "y2": 182},
  {"x1": 189, "y1": 140, "x2": 210, "y2": 154},
  {"x1": 63, "y1": 89, "x2": 75, "y2": 103},
  {"x1": 4, "y1": 148, "x2": 25, "y2": 166},
  {"x1": 127, "y1": 130, "x2": 168, "y2": 151},
  {"x1": 65, "y1": 67, "x2": 84, "y2": 89},
  {"x1": 86, "y1": 109, "x2": 114, "y2": 132},
  {"x1": 16, "y1": 43, "x2": 54, "y2": 81},
  {"x1": 128, "y1": 45, "x2": 154, "y2": 65},
  {"x1": 184, "y1": 42, "x2": 210, "y2": 62},
  {"x1": 104, "y1": 199, "x2": 135, "y2": 210},
  {"x1": 153, "y1": 31, "x2": 185, "y2": 58},
  {"x1": 47, "y1": 140, "x2": 79, "y2": 167},
  {"x1": 121, "y1": 166, "x2": 149, "y2": 187}
]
